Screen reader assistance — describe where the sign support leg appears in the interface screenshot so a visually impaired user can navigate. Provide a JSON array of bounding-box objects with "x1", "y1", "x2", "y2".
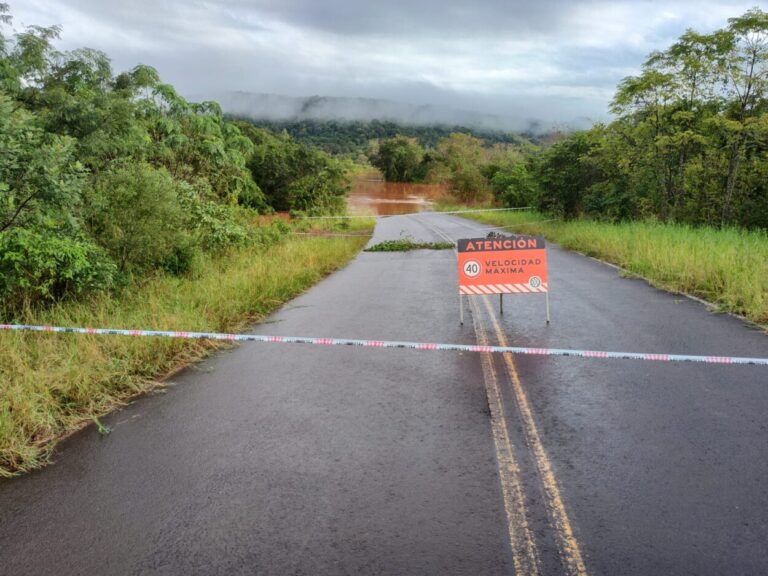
[
  {"x1": 499, "y1": 294, "x2": 503, "y2": 316},
  {"x1": 459, "y1": 294, "x2": 464, "y2": 325},
  {"x1": 545, "y1": 291, "x2": 551, "y2": 324}
]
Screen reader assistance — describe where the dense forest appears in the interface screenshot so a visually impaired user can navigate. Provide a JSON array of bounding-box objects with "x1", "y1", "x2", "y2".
[
  {"x1": 0, "y1": 5, "x2": 347, "y2": 312},
  {"x1": 230, "y1": 117, "x2": 527, "y2": 157}
]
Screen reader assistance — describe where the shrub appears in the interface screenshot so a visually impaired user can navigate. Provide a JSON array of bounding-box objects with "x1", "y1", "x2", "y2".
[
  {"x1": 0, "y1": 228, "x2": 116, "y2": 310},
  {"x1": 286, "y1": 169, "x2": 347, "y2": 216},
  {"x1": 250, "y1": 219, "x2": 290, "y2": 249},
  {"x1": 176, "y1": 181, "x2": 250, "y2": 251},
  {"x1": 491, "y1": 162, "x2": 538, "y2": 207},
  {"x1": 85, "y1": 162, "x2": 198, "y2": 275}
]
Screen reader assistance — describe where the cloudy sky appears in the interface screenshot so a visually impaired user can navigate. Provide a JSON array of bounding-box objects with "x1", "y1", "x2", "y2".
[{"x1": 8, "y1": 1, "x2": 758, "y2": 127}]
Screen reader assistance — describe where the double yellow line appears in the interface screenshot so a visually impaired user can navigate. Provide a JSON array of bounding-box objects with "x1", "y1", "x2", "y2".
[
  {"x1": 474, "y1": 296, "x2": 588, "y2": 576},
  {"x1": 414, "y1": 214, "x2": 587, "y2": 575},
  {"x1": 472, "y1": 297, "x2": 541, "y2": 575}
]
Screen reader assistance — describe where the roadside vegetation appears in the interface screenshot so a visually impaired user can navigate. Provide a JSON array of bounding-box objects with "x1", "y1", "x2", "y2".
[
  {"x1": 457, "y1": 209, "x2": 768, "y2": 326},
  {"x1": 0, "y1": 234, "x2": 367, "y2": 476},
  {"x1": 0, "y1": 4, "x2": 351, "y2": 317},
  {"x1": 0, "y1": 7, "x2": 370, "y2": 476},
  {"x1": 291, "y1": 215, "x2": 377, "y2": 235}
]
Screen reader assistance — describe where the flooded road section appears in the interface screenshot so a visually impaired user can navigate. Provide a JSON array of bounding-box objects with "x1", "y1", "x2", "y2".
[{"x1": 346, "y1": 171, "x2": 449, "y2": 216}]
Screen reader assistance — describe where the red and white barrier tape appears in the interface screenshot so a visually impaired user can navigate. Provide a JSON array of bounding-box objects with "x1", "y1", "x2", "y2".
[
  {"x1": 1, "y1": 324, "x2": 766, "y2": 366},
  {"x1": 292, "y1": 232, "x2": 372, "y2": 237},
  {"x1": 301, "y1": 207, "x2": 533, "y2": 220}
]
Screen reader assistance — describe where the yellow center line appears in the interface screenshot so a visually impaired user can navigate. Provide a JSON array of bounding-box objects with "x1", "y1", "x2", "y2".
[
  {"x1": 410, "y1": 215, "x2": 456, "y2": 249},
  {"x1": 414, "y1": 214, "x2": 586, "y2": 574},
  {"x1": 415, "y1": 214, "x2": 541, "y2": 573},
  {"x1": 470, "y1": 296, "x2": 541, "y2": 575},
  {"x1": 480, "y1": 296, "x2": 589, "y2": 576}
]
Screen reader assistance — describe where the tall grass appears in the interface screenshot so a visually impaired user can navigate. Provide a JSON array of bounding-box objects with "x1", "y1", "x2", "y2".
[
  {"x1": 292, "y1": 215, "x2": 377, "y2": 234},
  {"x1": 460, "y1": 210, "x2": 768, "y2": 326},
  {"x1": 0, "y1": 235, "x2": 367, "y2": 476}
]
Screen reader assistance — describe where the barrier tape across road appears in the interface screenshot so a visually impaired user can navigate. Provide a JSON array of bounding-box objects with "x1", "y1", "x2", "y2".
[
  {"x1": 2, "y1": 324, "x2": 766, "y2": 367},
  {"x1": 301, "y1": 207, "x2": 534, "y2": 219}
]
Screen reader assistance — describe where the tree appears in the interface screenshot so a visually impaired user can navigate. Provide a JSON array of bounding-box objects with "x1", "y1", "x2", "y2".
[
  {"x1": 4, "y1": 22, "x2": 61, "y2": 100},
  {"x1": 85, "y1": 163, "x2": 195, "y2": 274},
  {"x1": 718, "y1": 8, "x2": 768, "y2": 223},
  {"x1": 0, "y1": 93, "x2": 84, "y2": 234},
  {"x1": 534, "y1": 132, "x2": 601, "y2": 219},
  {"x1": 433, "y1": 133, "x2": 490, "y2": 202},
  {"x1": 584, "y1": 7, "x2": 768, "y2": 228},
  {"x1": 490, "y1": 162, "x2": 538, "y2": 207},
  {"x1": 368, "y1": 135, "x2": 425, "y2": 182},
  {"x1": 241, "y1": 123, "x2": 345, "y2": 214},
  {"x1": 0, "y1": 3, "x2": 349, "y2": 313}
]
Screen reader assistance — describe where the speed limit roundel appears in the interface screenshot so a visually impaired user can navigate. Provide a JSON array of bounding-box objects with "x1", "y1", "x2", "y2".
[{"x1": 463, "y1": 260, "x2": 481, "y2": 278}]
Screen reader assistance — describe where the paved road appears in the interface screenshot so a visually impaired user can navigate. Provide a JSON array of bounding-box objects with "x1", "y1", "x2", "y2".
[{"x1": 1, "y1": 213, "x2": 767, "y2": 575}]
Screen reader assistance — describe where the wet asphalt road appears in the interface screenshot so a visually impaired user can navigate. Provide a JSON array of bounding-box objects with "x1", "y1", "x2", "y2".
[{"x1": 1, "y1": 213, "x2": 768, "y2": 576}]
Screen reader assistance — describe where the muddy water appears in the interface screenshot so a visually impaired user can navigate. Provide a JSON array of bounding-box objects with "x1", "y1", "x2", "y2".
[{"x1": 347, "y1": 171, "x2": 449, "y2": 216}]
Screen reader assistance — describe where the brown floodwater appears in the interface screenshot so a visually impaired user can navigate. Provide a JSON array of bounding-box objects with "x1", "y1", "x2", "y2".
[{"x1": 347, "y1": 171, "x2": 450, "y2": 216}]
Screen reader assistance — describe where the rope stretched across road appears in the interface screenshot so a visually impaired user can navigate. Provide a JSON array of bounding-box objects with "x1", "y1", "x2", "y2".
[
  {"x1": 300, "y1": 207, "x2": 533, "y2": 219},
  {"x1": 2, "y1": 324, "x2": 766, "y2": 367}
]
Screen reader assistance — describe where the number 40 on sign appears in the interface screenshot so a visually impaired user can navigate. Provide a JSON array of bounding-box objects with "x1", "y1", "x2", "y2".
[{"x1": 457, "y1": 235, "x2": 550, "y2": 325}]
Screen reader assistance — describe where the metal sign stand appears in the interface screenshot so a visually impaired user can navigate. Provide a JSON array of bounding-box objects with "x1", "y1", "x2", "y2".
[{"x1": 460, "y1": 292, "x2": 549, "y2": 325}]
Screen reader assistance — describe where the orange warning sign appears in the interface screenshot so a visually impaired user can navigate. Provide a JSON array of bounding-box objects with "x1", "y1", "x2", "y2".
[{"x1": 457, "y1": 236, "x2": 548, "y2": 295}]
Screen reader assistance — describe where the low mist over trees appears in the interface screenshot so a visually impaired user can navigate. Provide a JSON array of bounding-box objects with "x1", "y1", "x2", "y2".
[{"x1": 0, "y1": 5, "x2": 347, "y2": 311}]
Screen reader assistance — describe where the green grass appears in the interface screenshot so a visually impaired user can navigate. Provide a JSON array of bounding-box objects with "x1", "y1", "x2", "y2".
[
  {"x1": 0, "y1": 234, "x2": 368, "y2": 477},
  {"x1": 291, "y1": 215, "x2": 377, "y2": 234},
  {"x1": 456, "y1": 208, "x2": 768, "y2": 327},
  {"x1": 365, "y1": 239, "x2": 454, "y2": 252}
]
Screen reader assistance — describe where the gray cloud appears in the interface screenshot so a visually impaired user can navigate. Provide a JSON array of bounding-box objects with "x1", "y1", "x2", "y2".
[
  {"x1": 238, "y1": 0, "x2": 581, "y2": 37},
  {"x1": 8, "y1": 0, "x2": 759, "y2": 130}
]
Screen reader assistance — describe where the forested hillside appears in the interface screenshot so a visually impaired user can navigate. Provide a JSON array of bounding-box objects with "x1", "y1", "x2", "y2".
[
  {"x1": 0, "y1": 6, "x2": 346, "y2": 313},
  {"x1": 231, "y1": 118, "x2": 527, "y2": 157}
]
